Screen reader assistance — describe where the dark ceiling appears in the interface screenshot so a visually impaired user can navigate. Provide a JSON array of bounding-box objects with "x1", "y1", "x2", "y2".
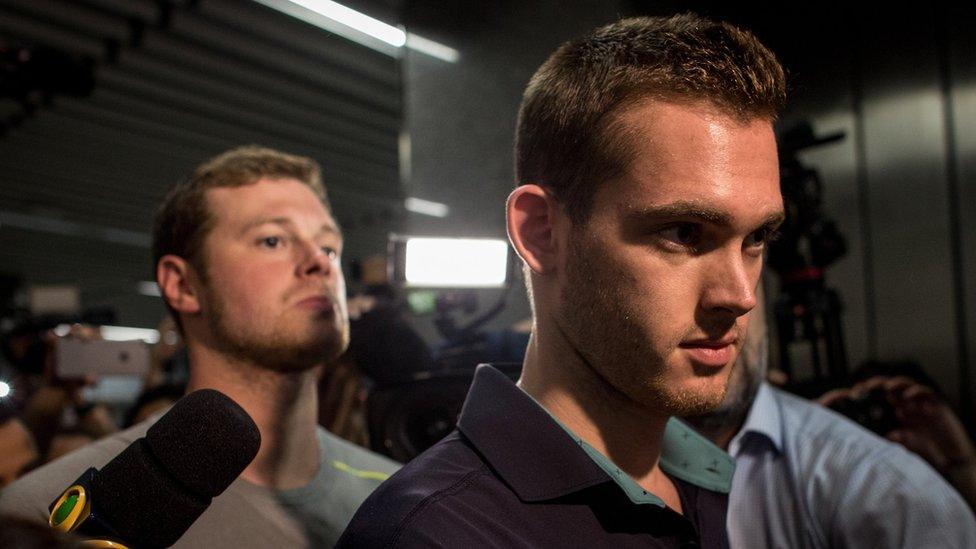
[{"x1": 0, "y1": 0, "x2": 403, "y2": 326}]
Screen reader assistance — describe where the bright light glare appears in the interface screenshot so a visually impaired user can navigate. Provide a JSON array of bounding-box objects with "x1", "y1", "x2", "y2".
[
  {"x1": 56, "y1": 325, "x2": 160, "y2": 344},
  {"x1": 287, "y1": 0, "x2": 405, "y2": 45},
  {"x1": 137, "y1": 281, "x2": 161, "y2": 297},
  {"x1": 404, "y1": 197, "x2": 449, "y2": 218},
  {"x1": 0, "y1": 381, "x2": 10, "y2": 398},
  {"x1": 256, "y1": 0, "x2": 404, "y2": 49},
  {"x1": 255, "y1": 0, "x2": 458, "y2": 62},
  {"x1": 405, "y1": 33, "x2": 460, "y2": 63},
  {"x1": 101, "y1": 326, "x2": 160, "y2": 344},
  {"x1": 405, "y1": 238, "x2": 508, "y2": 288}
]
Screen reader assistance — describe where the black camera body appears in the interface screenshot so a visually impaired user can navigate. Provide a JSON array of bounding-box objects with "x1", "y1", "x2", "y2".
[{"x1": 827, "y1": 387, "x2": 900, "y2": 436}]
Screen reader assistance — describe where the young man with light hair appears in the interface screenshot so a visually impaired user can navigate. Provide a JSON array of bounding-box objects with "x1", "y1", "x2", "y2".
[{"x1": 0, "y1": 146, "x2": 398, "y2": 547}]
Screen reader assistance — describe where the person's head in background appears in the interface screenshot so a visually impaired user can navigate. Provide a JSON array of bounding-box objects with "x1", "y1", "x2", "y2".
[
  {"x1": 44, "y1": 428, "x2": 94, "y2": 464},
  {"x1": 508, "y1": 14, "x2": 786, "y2": 416},
  {"x1": 152, "y1": 146, "x2": 348, "y2": 384},
  {"x1": 0, "y1": 404, "x2": 38, "y2": 487},
  {"x1": 123, "y1": 383, "x2": 186, "y2": 428}
]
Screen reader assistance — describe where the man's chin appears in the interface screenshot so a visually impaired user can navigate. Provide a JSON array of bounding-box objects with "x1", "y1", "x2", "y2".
[{"x1": 654, "y1": 379, "x2": 729, "y2": 416}]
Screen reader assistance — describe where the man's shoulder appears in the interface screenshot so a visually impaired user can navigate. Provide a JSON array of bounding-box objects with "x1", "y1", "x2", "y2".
[
  {"x1": 771, "y1": 386, "x2": 914, "y2": 461},
  {"x1": 336, "y1": 430, "x2": 497, "y2": 547},
  {"x1": 316, "y1": 426, "x2": 400, "y2": 478},
  {"x1": 0, "y1": 421, "x2": 150, "y2": 521},
  {"x1": 769, "y1": 387, "x2": 976, "y2": 532}
]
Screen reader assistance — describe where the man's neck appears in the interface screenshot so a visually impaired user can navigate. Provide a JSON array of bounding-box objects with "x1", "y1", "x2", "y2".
[
  {"x1": 684, "y1": 410, "x2": 745, "y2": 451},
  {"x1": 185, "y1": 344, "x2": 322, "y2": 490},
  {"x1": 517, "y1": 323, "x2": 679, "y2": 510},
  {"x1": 684, "y1": 382, "x2": 761, "y2": 451}
]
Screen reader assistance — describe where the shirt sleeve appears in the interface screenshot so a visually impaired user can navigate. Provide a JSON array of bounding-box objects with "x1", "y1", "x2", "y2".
[
  {"x1": 826, "y1": 443, "x2": 976, "y2": 548},
  {"x1": 0, "y1": 476, "x2": 54, "y2": 522}
]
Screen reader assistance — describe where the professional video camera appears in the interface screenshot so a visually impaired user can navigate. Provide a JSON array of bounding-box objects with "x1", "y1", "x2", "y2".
[
  {"x1": 363, "y1": 236, "x2": 526, "y2": 462},
  {"x1": 768, "y1": 121, "x2": 849, "y2": 393}
]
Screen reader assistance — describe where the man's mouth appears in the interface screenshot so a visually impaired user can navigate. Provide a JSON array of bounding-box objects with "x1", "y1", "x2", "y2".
[
  {"x1": 678, "y1": 337, "x2": 737, "y2": 368},
  {"x1": 295, "y1": 295, "x2": 335, "y2": 312}
]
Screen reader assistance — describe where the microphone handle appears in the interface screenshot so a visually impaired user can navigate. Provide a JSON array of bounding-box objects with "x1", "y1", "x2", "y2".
[{"x1": 48, "y1": 468, "x2": 132, "y2": 548}]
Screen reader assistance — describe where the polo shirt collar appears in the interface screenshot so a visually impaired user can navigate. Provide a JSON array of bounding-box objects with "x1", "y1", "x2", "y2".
[
  {"x1": 660, "y1": 418, "x2": 734, "y2": 493},
  {"x1": 457, "y1": 364, "x2": 734, "y2": 503},
  {"x1": 457, "y1": 364, "x2": 609, "y2": 502},
  {"x1": 729, "y1": 381, "x2": 783, "y2": 456}
]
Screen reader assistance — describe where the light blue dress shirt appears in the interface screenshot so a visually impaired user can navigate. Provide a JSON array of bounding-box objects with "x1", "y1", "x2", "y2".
[{"x1": 727, "y1": 382, "x2": 976, "y2": 548}]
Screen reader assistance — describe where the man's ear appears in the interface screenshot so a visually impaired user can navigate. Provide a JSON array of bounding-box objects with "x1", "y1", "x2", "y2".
[
  {"x1": 506, "y1": 184, "x2": 561, "y2": 275},
  {"x1": 156, "y1": 255, "x2": 202, "y2": 316}
]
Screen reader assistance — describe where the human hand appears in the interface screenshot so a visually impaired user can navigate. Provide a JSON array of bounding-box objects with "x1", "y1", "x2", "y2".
[
  {"x1": 346, "y1": 295, "x2": 377, "y2": 320},
  {"x1": 42, "y1": 326, "x2": 102, "y2": 389},
  {"x1": 825, "y1": 376, "x2": 976, "y2": 473},
  {"x1": 77, "y1": 403, "x2": 118, "y2": 439},
  {"x1": 877, "y1": 376, "x2": 975, "y2": 472}
]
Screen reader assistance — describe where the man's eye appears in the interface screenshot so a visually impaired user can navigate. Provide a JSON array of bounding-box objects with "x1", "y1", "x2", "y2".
[
  {"x1": 321, "y1": 246, "x2": 338, "y2": 259},
  {"x1": 260, "y1": 236, "x2": 282, "y2": 248},
  {"x1": 745, "y1": 227, "x2": 779, "y2": 248},
  {"x1": 658, "y1": 223, "x2": 702, "y2": 247}
]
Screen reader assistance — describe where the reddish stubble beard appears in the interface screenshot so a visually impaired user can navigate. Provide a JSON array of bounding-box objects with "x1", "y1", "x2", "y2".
[
  {"x1": 202, "y1": 277, "x2": 350, "y2": 374},
  {"x1": 556, "y1": 231, "x2": 735, "y2": 416}
]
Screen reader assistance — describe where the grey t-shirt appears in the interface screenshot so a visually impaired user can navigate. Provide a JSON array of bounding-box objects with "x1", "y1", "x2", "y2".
[{"x1": 0, "y1": 418, "x2": 399, "y2": 547}]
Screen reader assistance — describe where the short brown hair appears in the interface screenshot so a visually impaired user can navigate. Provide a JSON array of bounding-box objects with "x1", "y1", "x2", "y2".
[
  {"x1": 152, "y1": 144, "x2": 328, "y2": 279},
  {"x1": 515, "y1": 14, "x2": 786, "y2": 224}
]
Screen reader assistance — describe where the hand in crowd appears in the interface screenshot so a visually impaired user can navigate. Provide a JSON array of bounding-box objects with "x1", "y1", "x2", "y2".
[
  {"x1": 819, "y1": 376, "x2": 976, "y2": 511},
  {"x1": 21, "y1": 325, "x2": 119, "y2": 464}
]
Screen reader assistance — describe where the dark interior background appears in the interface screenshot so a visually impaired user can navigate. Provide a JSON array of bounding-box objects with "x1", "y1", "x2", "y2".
[{"x1": 2, "y1": 1, "x2": 974, "y2": 417}]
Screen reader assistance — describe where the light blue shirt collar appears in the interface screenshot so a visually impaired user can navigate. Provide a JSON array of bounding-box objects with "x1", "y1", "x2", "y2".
[{"x1": 729, "y1": 381, "x2": 783, "y2": 456}]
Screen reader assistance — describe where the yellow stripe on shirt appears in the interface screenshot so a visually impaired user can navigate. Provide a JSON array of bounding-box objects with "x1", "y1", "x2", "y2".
[{"x1": 331, "y1": 460, "x2": 392, "y2": 481}]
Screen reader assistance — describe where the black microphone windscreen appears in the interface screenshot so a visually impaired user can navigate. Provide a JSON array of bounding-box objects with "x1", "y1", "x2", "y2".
[
  {"x1": 90, "y1": 439, "x2": 207, "y2": 548},
  {"x1": 145, "y1": 389, "x2": 261, "y2": 499},
  {"x1": 85, "y1": 389, "x2": 261, "y2": 548}
]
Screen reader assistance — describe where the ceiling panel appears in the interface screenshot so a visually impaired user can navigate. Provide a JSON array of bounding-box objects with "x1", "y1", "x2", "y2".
[{"x1": 0, "y1": 0, "x2": 403, "y2": 327}]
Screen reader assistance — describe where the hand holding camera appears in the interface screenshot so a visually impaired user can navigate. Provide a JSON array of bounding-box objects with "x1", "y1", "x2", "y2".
[{"x1": 819, "y1": 376, "x2": 976, "y2": 474}]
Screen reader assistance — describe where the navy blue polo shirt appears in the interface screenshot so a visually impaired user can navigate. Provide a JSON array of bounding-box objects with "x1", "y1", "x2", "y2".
[{"x1": 338, "y1": 364, "x2": 732, "y2": 548}]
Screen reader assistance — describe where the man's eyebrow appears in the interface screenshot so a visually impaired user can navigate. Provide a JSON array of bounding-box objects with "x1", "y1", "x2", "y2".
[
  {"x1": 625, "y1": 201, "x2": 734, "y2": 226},
  {"x1": 239, "y1": 217, "x2": 289, "y2": 236},
  {"x1": 761, "y1": 211, "x2": 787, "y2": 230},
  {"x1": 315, "y1": 222, "x2": 342, "y2": 240},
  {"x1": 625, "y1": 201, "x2": 786, "y2": 230},
  {"x1": 239, "y1": 217, "x2": 341, "y2": 238}
]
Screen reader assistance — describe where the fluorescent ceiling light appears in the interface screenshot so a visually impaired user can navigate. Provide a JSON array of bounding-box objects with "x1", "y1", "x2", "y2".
[
  {"x1": 280, "y1": 0, "x2": 405, "y2": 46},
  {"x1": 100, "y1": 326, "x2": 160, "y2": 344},
  {"x1": 404, "y1": 197, "x2": 449, "y2": 218},
  {"x1": 56, "y1": 324, "x2": 160, "y2": 344},
  {"x1": 254, "y1": 0, "x2": 458, "y2": 62},
  {"x1": 404, "y1": 237, "x2": 508, "y2": 288},
  {"x1": 406, "y1": 33, "x2": 460, "y2": 63}
]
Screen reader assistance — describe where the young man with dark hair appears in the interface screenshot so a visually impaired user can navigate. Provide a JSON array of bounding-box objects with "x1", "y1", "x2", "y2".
[
  {"x1": 0, "y1": 146, "x2": 398, "y2": 547},
  {"x1": 339, "y1": 14, "x2": 785, "y2": 547}
]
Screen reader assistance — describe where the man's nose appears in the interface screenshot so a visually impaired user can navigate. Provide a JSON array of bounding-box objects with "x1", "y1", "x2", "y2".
[
  {"x1": 299, "y1": 243, "x2": 335, "y2": 278},
  {"x1": 699, "y1": 249, "x2": 757, "y2": 317}
]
